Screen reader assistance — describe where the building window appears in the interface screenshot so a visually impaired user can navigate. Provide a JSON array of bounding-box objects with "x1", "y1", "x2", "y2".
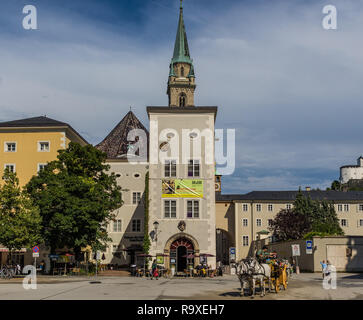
[
  {"x1": 268, "y1": 204, "x2": 273, "y2": 212},
  {"x1": 164, "y1": 200, "x2": 177, "y2": 218},
  {"x1": 242, "y1": 218, "x2": 248, "y2": 227},
  {"x1": 112, "y1": 245, "x2": 118, "y2": 253},
  {"x1": 242, "y1": 204, "x2": 248, "y2": 212},
  {"x1": 113, "y1": 220, "x2": 122, "y2": 232},
  {"x1": 341, "y1": 219, "x2": 348, "y2": 227},
  {"x1": 337, "y1": 204, "x2": 343, "y2": 212},
  {"x1": 256, "y1": 204, "x2": 262, "y2": 212},
  {"x1": 132, "y1": 219, "x2": 141, "y2": 232},
  {"x1": 268, "y1": 219, "x2": 273, "y2": 227},
  {"x1": 344, "y1": 204, "x2": 349, "y2": 212},
  {"x1": 132, "y1": 192, "x2": 142, "y2": 205},
  {"x1": 4, "y1": 164, "x2": 15, "y2": 173},
  {"x1": 286, "y1": 204, "x2": 292, "y2": 210},
  {"x1": 164, "y1": 160, "x2": 176, "y2": 177},
  {"x1": 242, "y1": 236, "x2": 249, "y2": 247},
  {"x1": 179, "y1": 93, "x2": 186, "y2": 107},
  {"x1": 188, "y1": 160, "x2": 200, "y2": 177},
  {"x1": 359, "y1": 219, "x2": 363, "y2": 227},
  {"x1": 5, "y1": 142, "x2": 16, "y2": 152},
  {"x1": 37, "y1": 164, "x2": 47, "y2": 172},
  {"x1": 187, "y1": 200, "x2": 199, "y2": 218},
  {"x1": 256, "y1": 219, "x2": 262, "y2": 227},
  {"x1": 180, "y1": 66, "x2": 185, "y2": 77},
  {"x1": 359, "y1": 204, "x2": 363, "y2": 212},
  {"x1": 38, "y1": 141, "x2": 50, "y2": 152}
]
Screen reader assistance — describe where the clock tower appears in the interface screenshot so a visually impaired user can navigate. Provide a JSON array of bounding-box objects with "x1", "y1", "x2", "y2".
[{"x1": 167, "y1": 0, "x2": 196, "y2": 107}]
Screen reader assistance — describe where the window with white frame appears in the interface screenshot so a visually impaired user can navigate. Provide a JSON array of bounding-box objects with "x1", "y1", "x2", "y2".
[
  {"x1": 256, "y1": 204, "x2": 262, "y2": 212},
  {"x1": 359, "y1": 204, "x2": 363, "y2": 212},
  {"x1": 341, "y1": 219, "x2": 348, "y2": 227},
  {"x1": 286, "y1": 204, "x2": 292, "y2": 210},
  {"x1": 242, "y1": 218, "x2": 248, "y2": 227},
  {"x1": 164, "y1": 160, "x2": 176, "y2": 177},
  {"x1": 38, "y1": 141, "x2": 50, "y2": 152},
  {"x1": 188, "y1": 160, "x2": 200, "y2": 177},
  {"x1": 37, "y1": 163, "x2": 47, "y2": 172},
  {"x1": 4, "y1": 164, "x2": 15, "y2": 173},
  {"x1": 242, "y1": 236, "x2": 249, "y2": 246},
  {"x1": 113, "y1": 220, "x2": 122, "y2": 232},
  {"x1": 256, "y1": 219, "x2": 262, "y2": 227},
  {"x1": 344, "y1": 204, "x2": 349, "y2": 212},
  {"x1": 242, "y1": 204, "x2": 248, "y2": 212},
  {"x1": 337, "y1": 204, "x2": 343, "y2": 212},
  {"x1": 132, "y1": 192, "x2": 142, "y2": 205},
  {"x1": 4, "y1": 142, "x2": 16, "y2": 152},
  {"x1": 187, "y1": 200, "x2": 199, "y2": 218},
  {"x1": 164, "y1": 200, "x2": 176, "y2": 218},
  {"x1": 268, "y1": 219, "x2": 273, "y2": 227},
  {"x1": 132, "y1": 219, "x2": 141, "y2": 232},
  {"x1": 268, "y1": 204, "x2": 273, "y2": 212}
]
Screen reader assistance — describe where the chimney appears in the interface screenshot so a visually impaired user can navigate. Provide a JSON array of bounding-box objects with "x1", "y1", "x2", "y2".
[{"x1": 305, "y1": 187, "x2": 311, "y2": 191}]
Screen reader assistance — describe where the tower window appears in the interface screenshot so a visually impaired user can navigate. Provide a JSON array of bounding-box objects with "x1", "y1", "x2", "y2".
[
  {"x1": 179, "y1": 93, "x2": 187, "y2": 107},
  {"x1": 181, "y1": 66, "x2": 185, "y2": 77}
]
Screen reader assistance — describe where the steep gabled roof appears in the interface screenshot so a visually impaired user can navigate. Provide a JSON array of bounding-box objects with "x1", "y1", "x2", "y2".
[{"x1": 96, "y1": 111, "x2": 149, "y2": 159}]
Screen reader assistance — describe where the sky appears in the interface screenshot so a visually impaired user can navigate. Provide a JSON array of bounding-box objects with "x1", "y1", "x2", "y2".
[{"x1": 1, "y1": 0, "x2": 363, "y2": 193}]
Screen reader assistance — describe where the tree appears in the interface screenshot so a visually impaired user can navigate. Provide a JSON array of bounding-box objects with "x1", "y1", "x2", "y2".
[
  {"x1": 26, "y1": 143, "x2": 123, "y2": 260},
  {"x1": 143, "y1": 172, "x2": 151, "y2": 254},
  {"x1": 269, "y1": 209, "x2": 311, "y2": 241},
  {"x1": 330, "y1": 180, "x2": 341, "y2": 191},
  {"x1": 0, "y1": 169, "x2": 42, "y2": 260},
  {"x1": 270, "y1": 191, "x2": 344, "y2": 241}
]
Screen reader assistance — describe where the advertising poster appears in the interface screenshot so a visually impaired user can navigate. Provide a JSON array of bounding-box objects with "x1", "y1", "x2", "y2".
[{"x1": 162, "y1": 179, "x2": 203, "y2": 198}]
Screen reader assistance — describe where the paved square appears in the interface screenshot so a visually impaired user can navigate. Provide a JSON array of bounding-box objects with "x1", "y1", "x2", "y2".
[{"x1": 1, "y1": 273, "x2": 363, "y2": 300}]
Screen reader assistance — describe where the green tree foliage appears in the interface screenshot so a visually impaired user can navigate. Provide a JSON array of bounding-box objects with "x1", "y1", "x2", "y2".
[
  {"x1": 143, "y1": 172, "x2": 151, "y2": 255},
  {"x1": 26, "y1": 143, "x2": 123, "y2": 258},
  {"x1": 269, "y1": 209, "x2": 311, "y2": 241},
  {"x1": 270, "y1": 191, "x2": 343, "y2": 241},
  {"x1": 0, "y1": 169, "x2": 42, "y2": 254}
]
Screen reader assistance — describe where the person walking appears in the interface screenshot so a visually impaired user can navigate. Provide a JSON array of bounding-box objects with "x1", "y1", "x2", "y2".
[
  {"x1": 320, "y1": 260, "x2": 327, "y2": 279},
  {"x1": 151, "y1": 259, "x2": 157, "y2": 280}
]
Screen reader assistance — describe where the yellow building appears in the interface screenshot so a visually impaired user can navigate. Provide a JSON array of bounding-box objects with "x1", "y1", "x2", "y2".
[{"x1": 0, "y1": 116, "x2": 88, "y2": 187}]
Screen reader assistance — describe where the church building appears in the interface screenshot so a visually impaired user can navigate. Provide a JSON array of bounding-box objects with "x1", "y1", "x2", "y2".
[{"x1": 97, "y1": 1, "x2": 217, "y2": 271}]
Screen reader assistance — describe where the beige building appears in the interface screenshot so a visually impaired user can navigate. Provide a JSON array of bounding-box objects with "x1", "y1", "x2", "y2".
[{"x1": 216, "y1": 190, "x2": 363, "y2": 262}]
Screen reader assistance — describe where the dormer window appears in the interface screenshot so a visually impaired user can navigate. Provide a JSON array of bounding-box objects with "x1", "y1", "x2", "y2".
[{"x1": 179, "y1": 93, "x2": 186, "y2": 107}]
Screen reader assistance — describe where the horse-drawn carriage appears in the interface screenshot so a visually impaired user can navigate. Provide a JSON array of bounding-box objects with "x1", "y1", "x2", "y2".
[
  {"x1": 235, "y1": 257, "x2": 292, "y2": 297},
  {"x1": 267, "y1": 259, "x2": 288, "y2": 293}
]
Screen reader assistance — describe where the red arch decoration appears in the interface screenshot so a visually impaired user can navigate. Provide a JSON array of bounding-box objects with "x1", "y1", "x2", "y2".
[{"x1": 170, "y1": 238, "x2": 194, "y2": 251}]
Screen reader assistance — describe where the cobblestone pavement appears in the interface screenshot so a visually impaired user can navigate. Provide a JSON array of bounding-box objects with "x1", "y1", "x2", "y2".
[{"x1": 0, "y1": 273, "x2": 362, "y2": 300}]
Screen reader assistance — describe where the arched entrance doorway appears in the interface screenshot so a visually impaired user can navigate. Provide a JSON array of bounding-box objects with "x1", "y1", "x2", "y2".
[{"x1": 170, "y1": 238, "x2": 194, "y2": 272}]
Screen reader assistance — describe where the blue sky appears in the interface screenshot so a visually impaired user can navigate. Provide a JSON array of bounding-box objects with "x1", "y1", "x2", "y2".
[{"x1": 1, "y1": 0, "x2": 363, "y2": 193}]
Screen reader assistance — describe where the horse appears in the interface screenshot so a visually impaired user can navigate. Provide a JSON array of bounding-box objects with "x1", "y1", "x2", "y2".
[
  {"x1": 245, "y1": 257, "x2": 272, "y2": 297},
  {"x1": 235, "y1": 259, "x2": 253, "y2": 297}
]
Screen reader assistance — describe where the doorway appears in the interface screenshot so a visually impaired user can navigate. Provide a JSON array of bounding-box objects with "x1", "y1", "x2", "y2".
[{"x1": 177, "y1": 246, "x2": 187, "y2": 272}]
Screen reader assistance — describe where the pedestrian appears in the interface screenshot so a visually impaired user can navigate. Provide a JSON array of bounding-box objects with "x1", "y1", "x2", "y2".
[
  {"x1": 320, "y1": 260, "x2": 327, "y2": 279},
  {"x1": 151, "y1": 259, "x2": 157, "y2": 280}
]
